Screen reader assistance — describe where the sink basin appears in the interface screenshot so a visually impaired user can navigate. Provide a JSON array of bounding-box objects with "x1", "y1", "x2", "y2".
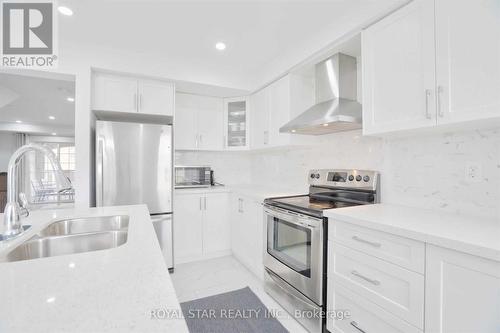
[
  {"x1": 5, "y1": 230, "x2": 128, "y2": 262},
  {"x1": 39, "y1": 215, "x2": 129, "y2": 237}
]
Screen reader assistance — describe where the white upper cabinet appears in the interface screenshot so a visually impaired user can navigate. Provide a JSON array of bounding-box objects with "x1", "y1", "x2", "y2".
[
  {"x1": 362, "y1": 0, "x2": 436, "y2": 135},
  {"x1": 250, "y1": 88, "x2": 269, "y2": 149},
  {"x1": 174, "y1": 93, "x2": 198, "y2": 150},
  {"x1": 174, "y1": 93, "x2": 224, "y2": 151},
  {"x1": 249, "y1": 74, "x2": 314, "y2": 149},
  {"x1": 92, "y1": 72, "x2": 175, "y2": 116},
  {"x1": 138, "y1": 80, "x2": 175, "y2": 116},
  {"x1": 224, "y1": 97, "x2": 249, "y2": 150},
  {"x1": 362, "y1": 0, "x2": 500, "y2": 135},
  {"x1": 197, "y1": 97, "x2": 224, "y2": 151},
  {"x1": 425, "y1": 245, "x2": 500, "y2": 333},
  {"x1": 93, "y1": 73, "x2": 138, "y2": 113},
  {"x1": 267, "y1": 77, "x2": 292, "y2": 147},
  {"x1": 435, "y1": 0, "x2": 500, "y2": 124}
]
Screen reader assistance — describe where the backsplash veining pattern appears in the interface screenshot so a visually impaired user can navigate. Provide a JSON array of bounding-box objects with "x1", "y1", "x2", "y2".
[{"x1": 176, "y1": 127, "x2": 500, "y2": 219}]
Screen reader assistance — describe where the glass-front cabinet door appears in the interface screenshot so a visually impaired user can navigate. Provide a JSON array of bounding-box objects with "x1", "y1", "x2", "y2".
[{"x1": 224, "y1": 97, "x2": 249, "y2": 150}]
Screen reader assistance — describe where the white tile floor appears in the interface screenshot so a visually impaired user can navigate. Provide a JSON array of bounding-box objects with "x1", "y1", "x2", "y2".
[{"x1": 170, "y1": 256, "x2": 308, "y2": 333}]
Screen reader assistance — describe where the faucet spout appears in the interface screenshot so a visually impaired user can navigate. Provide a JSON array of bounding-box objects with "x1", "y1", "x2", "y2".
[{"x1": 1, "y1": 143, "x2": 73, "y2": 241}]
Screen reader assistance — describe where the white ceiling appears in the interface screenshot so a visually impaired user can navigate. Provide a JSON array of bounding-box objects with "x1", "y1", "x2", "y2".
[
  {"x1": 0, "y1": 73, "x2": 75, "y2": 136},
  {"x1": 59, "y1": 0, "x2": 406, "y2": 91}
]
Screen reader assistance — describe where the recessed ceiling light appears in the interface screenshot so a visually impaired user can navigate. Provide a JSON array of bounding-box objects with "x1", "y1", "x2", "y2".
[
  {"x1": 58, "y1": 6, "x2": 73, "y2": 16},
  {"x1": 291, "y1": 129, "x2": 296, "y2": 133},
  {"x1": 66, "y1": 97, "x2": 75, "y2": 102},
  {"x1": 49, "y1": 116, "x2": 56, "y2": 120},
  {"x1": 15, "y1": 120, "x2": 22, "y2": 123},
  {"x1": 215, "y1": 42, "x2": 226, "y2": 51},
  {"x1": 46, "y1": 297, "x2": 56, "y2": 303},
  {"x1": 51, "y1": 132, "x2": 57, "y2": 136},
  {"x1": 322, "y1": 123, "x2": 329, "y2": 127}
]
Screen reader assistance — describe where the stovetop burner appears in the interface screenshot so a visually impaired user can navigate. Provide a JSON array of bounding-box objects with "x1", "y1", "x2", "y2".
[
  {"x1": 264, "y1": 169, "x2": 379, "y2": 218},
  {"x1": 264, "y1": 195, "x2": 361, "y2": 218}
]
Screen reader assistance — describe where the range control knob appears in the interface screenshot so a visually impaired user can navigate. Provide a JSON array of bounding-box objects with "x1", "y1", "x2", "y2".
[
  {"x1": 355, "y1": 175, "x2": 362, "y2": 182},
  {"x1": 348, "y1": 175, "x2": 354, "y2": 181},
  {"x1": 363, "y1": 175, "x2": 370, "y2": 182},
  {"x1": 315, "y1": 173, "x2": 321, "y2": 179},
  {"x1": 310, "y1": 174, "x2": 315, "y2": 179}
]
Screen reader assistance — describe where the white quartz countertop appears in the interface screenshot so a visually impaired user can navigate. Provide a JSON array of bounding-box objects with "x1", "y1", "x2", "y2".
[
  {"x1": 325, "y1": 203, "x2": 500, "y2": 262},
  {"x1": 227, "y1": 184, "x2": 306, "y2": 201},
  {"x1": 174, "y1": 184, "x2": 305, "y2": 202},
  {"x1": 174, "y1": 186, "x2": 231, "y2": 194},
  {"x1": 0, "y1": 205, "x2": 188, "y2": 333}
]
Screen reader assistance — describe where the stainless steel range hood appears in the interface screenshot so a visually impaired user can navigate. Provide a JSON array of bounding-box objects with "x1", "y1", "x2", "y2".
[{"x1": 280, "y1": 53, "x2": 362, "y2": 135}]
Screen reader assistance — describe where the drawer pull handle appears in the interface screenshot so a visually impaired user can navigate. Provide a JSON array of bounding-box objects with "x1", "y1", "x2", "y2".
[
  {"x1": 352, "y1": 236, "x2": 381, "y2": 248},
  {"x1": 350, "y1": 321, "x2": 367, "y2": 333},
  {"x1": 351, "y1": 270, "x2": 381, "y2": 286}
]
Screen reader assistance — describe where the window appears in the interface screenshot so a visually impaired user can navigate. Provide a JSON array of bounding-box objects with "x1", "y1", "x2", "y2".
[{"x1": 28, "y1": 141, "x2": 75, "y2": 204}]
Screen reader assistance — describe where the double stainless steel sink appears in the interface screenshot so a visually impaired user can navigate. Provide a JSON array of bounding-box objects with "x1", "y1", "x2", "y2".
[{"x1": 4, "y1": 215, "x2": 129, "y2": 262}]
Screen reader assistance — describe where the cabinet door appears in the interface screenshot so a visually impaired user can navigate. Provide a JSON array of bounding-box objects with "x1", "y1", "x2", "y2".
[
  {"x1": 230, "y1": 196, "x2": 249, "y2": 266},
  {"x1": 267, "y1": 76, "x2": 291, "y2": 147},
  {"x1": 173, "y1": 194, "x2": 203, "y2": 262},
  {"x1": 435, "y1": 0, "x2": 500, "y2": 124},
  {"x1": 230, "y1": 195, "x2": 260, "y2": 276},
  {"x1": 250, "y1": 89, "x2": 269, "y2": 149},
  {"x1": 425, "y1": 245, "x2": 500, "y2": 333},
  {"x1": 362, "y1": 0, "x2": 436, "y2": 135},
  {"x1": 174, "y1": 93, "x2": 198, "y2": 150},
  {"x1": 197, "y1": 96, "x2": 224, "y2": 151},
  {"x1": 202, "y1": 193, "x2": 230, "y2": 254},
  {"x1": 138, "y1": 80, "x2": 175, "y2": 116},
  {"x1": 93, "y1": 73, "x2": 138, "y2": 113},
  {"x1": 224, "y1": 97, "x2": 249, "y2": 150},
  {"x1": 245, "y1": 198, "x2": 265, "y2": 279}
]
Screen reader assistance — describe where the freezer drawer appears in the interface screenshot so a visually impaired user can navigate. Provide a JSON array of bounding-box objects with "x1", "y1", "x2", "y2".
[{"x1": 151, "y1": 214, "x2": 173, "y2": 270}]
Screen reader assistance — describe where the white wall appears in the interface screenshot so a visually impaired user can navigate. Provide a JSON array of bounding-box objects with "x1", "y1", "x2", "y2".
[
  {"x1": 175, "y1": 151, "x2": 252, "y2": 186},
  {"x1": 0, "y1": 132, "x2": 17, "y2": 172},
  {"x1": 248, "y1": 128, "x2": 500, "y2": 219},
  {"x1": 178, "y1": 126, "x2": 500, "y2": 219}
]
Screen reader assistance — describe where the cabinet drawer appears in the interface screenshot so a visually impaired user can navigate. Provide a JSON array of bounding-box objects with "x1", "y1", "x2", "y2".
[
  {"x1": 329, "y1": 242, "x2": 424, "y2": 329},
  {"x1": 327, "y1": 282, "x2": 422, "y2": 333},
  {"x1": 330, "y1": 220, "x2": 425, "y2": 273}
]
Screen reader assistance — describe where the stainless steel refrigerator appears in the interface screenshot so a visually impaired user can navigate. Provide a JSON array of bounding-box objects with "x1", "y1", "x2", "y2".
[{"x1": 96, "y1": 118, "x2": 173, "y2": 271}]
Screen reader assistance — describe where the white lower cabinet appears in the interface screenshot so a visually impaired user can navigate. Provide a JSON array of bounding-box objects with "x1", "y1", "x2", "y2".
[
  {"x1": 328, "y1": 220, "x2": 500, "y2": 333},
  {"x1": 202, "y1": 193, "x2": 230, "y2": 254},
  {"x1": 328, "y1": 220, "x2": 425, "y2": 332},
  {"x1": 329, "y1": 242, "x2": 424, "y2": 329},
  {"x1": 425, "y1": 245, "x2": 500, "y2": 333},
  {"x1": 327, "y1": 282, "x2": 422, "y2": 333},
  {"x1": 173, "y1": 192, "x2": 230, "y2": 264},
  {"x1": 230, "y1": 193, "x2": 265, "y2": 280}
]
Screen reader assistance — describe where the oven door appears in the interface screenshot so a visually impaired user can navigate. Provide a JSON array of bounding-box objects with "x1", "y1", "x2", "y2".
[{"x1": 264, "y1": 205, "x2": 323, "y2": 305}]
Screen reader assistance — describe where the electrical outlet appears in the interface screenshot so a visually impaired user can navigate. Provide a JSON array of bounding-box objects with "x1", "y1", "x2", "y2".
[{"x1": 465, "y1": 162, "x2": 482, "y2": 183}]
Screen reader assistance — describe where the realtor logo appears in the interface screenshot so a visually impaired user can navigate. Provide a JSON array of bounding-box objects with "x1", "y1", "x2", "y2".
[{"x1": 1, "y1": 0, "x2": 58, "y2": 67}]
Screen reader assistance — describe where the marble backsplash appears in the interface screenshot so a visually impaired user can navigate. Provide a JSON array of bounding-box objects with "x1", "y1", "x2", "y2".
[{"x1": 176, "y1": 127, "x2": 500, "y2": 219}]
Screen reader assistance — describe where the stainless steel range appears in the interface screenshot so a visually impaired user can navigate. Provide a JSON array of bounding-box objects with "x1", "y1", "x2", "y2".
[{"x1": 263, "y1": 169, "x2": 379, "y2": 332}]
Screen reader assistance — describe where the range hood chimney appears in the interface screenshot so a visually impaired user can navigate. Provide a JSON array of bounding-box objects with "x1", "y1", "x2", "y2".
[{"x1": 280, "y1": 53, "x2": 362, "y2": 135}]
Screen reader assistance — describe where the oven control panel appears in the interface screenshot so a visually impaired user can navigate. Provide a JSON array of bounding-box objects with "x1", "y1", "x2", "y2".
[{"x1": 308, "y1": 169, "x2": 378, "y2": 190}]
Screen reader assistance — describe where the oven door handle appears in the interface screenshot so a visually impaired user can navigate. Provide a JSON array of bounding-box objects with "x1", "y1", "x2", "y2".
[
  {"x1": 264, "y1": 206, "x2": 321, "y2": 229},
  {"x1": 265, "y1": 268, "x2": 319, "y2": 309}
]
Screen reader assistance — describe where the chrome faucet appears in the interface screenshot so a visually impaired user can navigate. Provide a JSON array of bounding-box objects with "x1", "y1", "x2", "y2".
[{"x1": 1, "y1": 143, "x2": 73, "y2": 241}]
